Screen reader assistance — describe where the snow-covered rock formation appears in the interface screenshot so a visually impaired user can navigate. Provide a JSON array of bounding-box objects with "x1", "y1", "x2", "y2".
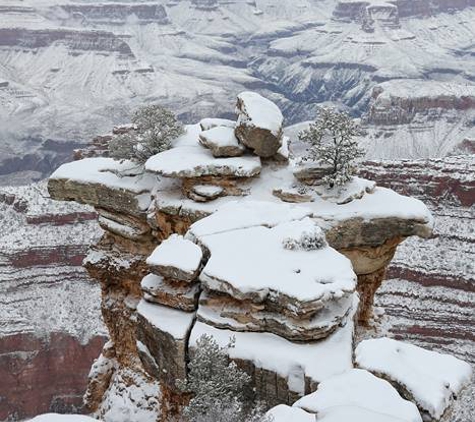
[{"x1": 44, "y1": 92, "x2": 473, "y2": 421}]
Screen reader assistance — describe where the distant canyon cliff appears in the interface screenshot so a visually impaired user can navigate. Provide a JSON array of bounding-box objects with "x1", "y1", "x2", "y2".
[{"x1": 0, "y1": 0, "x2": 474, "y2": 183}]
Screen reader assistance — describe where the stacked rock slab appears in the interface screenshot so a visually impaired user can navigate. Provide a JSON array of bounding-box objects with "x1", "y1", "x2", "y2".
[
  {"x1": 145, "y1": 144, "x2": 262, "y2": 203},
  {"x1": 187, "y1": 203, "x2": 357, "y2": 342},
  {"x1": 137, "y1": 235, "x2": 203, "y2": 391},
  {"x1": 47, "y1": 92, "x2": 440, "y2": 420}
]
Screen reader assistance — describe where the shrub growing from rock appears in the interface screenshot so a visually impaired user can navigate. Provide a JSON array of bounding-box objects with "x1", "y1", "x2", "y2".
[
  {"x1": 299, "y1": 108, "x2": 365, "y2": 188},
  {"x1": 179, "y1": 334, "x2": 270, "y2": 422},
  {"x1": 109, "y1": 104, "x2": 184, "y2": 164},
  {"x1": 282, "y1": 226, "x2": 327, "y2": 251}
]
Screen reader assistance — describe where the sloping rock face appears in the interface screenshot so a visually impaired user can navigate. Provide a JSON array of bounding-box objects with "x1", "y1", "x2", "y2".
[
  {"x1": 0, "y1": 182, "x2": 106, "y2": 420},
  {"x1": 47, "y1": 93, "x2": 438, "y2": 421}
]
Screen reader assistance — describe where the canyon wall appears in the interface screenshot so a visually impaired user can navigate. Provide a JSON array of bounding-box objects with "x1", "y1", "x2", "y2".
[
  {"x1": 360, "y1": 156, "x2": 475, "y2": 365},
  {"x1": 0, "y1": 183, "x2": 106, "y2": 421}
]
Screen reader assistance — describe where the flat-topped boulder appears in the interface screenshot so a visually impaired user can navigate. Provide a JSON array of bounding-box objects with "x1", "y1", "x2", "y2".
[
  {"x1": 196, "y1": 216, "x2": 356, "y2": 313},
  {"x1": 48, "y1": 157, "x2": 155, "y2": 217},
  {"x1": 146, "y1": 234, "x2": 203, "y2": 282},
  {"x1": 189, "y1": 185, "x2": 224, "y2": 202},
  {"x1": 187, "y1": 200, "x2": 313, "y2": 240},
  {"x1": 145, "y1": 145, "x2": 261, "y2": 178},
  {"x1": 355, "y1": 338, "x2": 473, "y2": 421},
  {"x1": 235, "y1": 92, "x2": 284, "y2": 158},
  {"x1": 294, "y1": 369, "x2": 422, "y2": 422},
  {"x1": 199, "y1": 126, "x2": 246, "y2": 158},
  {"x1": 185, "y1": 204, "x2": 357, "y2": 340}
]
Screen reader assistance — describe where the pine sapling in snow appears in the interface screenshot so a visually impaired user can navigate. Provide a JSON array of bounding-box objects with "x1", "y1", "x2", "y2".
[
  {"x1": 299, "y1": 108, "x2": 365, "y2": 188},
  {"x1": 178, "y1": 334, "x2": 270, "y2": 422},
  {"x1": 282, "y1": 226, "x2": 327, "y2": 251},
  {"x1": 109, "y1": 104, "x2": 184, "y2": 164}
]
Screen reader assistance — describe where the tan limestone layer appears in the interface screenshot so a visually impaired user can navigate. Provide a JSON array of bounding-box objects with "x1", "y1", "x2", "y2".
[
  {"x1": 198, "y1": 290, "x2": 354, "y2": 342},
  {"x1": 48, "y1": 178, "x2": 147, "y2": 218}
]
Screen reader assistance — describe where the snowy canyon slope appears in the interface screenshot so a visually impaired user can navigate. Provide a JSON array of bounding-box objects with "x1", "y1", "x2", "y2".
[
  {"x1": 0, "y1": 0, "x2": 474, "y2": 183},
  {"x1": 0, "y1": 182, "x2": 106, "y2": 419}
]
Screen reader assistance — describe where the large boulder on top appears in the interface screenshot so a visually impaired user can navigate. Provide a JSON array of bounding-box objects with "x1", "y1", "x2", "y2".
[{"x1": 235, "y1": 92, "x2": 284, "y2": 157}]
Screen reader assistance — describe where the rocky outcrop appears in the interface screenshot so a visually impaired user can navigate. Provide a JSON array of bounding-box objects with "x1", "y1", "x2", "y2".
[
  {"x1": 0, "y1": 183, "x2": 106, "y2": 420},
  {"x1": 0, "y1": 28, "x2": 133, "y2": 56},
  {"x1": 59, "y1": 4, "x2": 170, "y2": 25},
  {"x1": 47, "y1": 93, "x2": 438, "y2": 420},
  {"x1": 333, "y1": 0, "x2": 474, "y2": 22},
  {"x1": 364, "y1": 80, "x2": 475, "y2": 126}
]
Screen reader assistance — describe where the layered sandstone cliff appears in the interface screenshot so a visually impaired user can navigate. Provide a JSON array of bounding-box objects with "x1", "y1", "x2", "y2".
[
  {"x1": 47, "y1": 93, "x2": 471, "y2": 421},
  {"x1": 0, "y1": 183, "x2": 106, "y2": 420}
]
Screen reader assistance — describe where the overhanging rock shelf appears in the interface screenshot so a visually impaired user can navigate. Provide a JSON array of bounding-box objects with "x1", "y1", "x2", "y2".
[{"x1": 48, "y1": 92, "x2": 470, "y2": 421}]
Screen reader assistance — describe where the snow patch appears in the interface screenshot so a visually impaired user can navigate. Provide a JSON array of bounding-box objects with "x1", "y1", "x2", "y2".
[
  {"x1": 355, "y1": 337, "x2": 473, "y2": 420},
  {"x1": 146, "y1": 234, "x2": 203, "y2": 275},
  {"x1": 294, "y1": 368, "x2": 422, "y2": 422}
]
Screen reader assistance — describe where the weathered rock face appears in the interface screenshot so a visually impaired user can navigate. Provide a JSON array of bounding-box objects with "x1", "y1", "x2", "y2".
[
  {"x1": 0, "y1": 183, "x2": 106, "y2": 420},
  {"x1": 0, "y1": 333, "x2": 105, "y2": 421},
  {"x1": 358, "y1": 80, "x2": 475, "y2": 159},
  {"x1": 333, "y1": 0, "x2": 474, "y2": 22},
  {"x1": 47, "y1": 93, "x2": 438, "y2": 420}
]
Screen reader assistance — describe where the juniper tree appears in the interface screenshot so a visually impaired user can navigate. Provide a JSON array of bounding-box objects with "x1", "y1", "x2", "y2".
[
  {"x1": 179, "y1": 334, "x2": 270, "y2": 422},
  {"x1": 109, "y1": 104, "x2": 184, "y2": 164},
  {"x1": 299, "y1": 107, "x2": 365, "y2": 188}
]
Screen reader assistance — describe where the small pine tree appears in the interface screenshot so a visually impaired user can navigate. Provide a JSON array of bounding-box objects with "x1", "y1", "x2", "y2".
[
  {"x1": 109, "y1": 104, "x2": 184, "y2": 164},
  {"x1": 299, "y1": 107, "x2": 365, "y2": 188},
  {"x1": 178, "y1": 335, "x2": 270, "y2": 422}
]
